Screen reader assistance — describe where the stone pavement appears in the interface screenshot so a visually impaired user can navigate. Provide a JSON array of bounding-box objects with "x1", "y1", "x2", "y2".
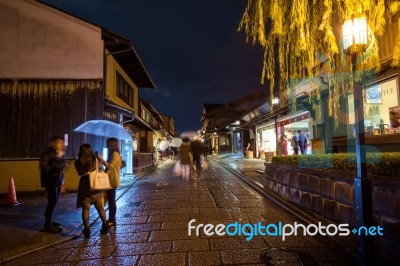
[
  {"x1": 0, "y1": 192, "x2": 83, "y2": 261},
  {"x1": 4, "y1": 160, "x2": 357, "y2": 265},
  {"x1": 0, "y1": 168, "x2": 147, "y2": 262},
  {"x1": 212, "y1": 154, "x2": 266, "y2": 187}
]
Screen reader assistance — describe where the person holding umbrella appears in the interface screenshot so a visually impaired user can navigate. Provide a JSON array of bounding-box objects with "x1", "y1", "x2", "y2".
[
  {"x1": 170, "y1": 138, "x2": 182, "y2": 161},
  {"x1": 98, "y1": 138, "x2": 122, "y2": 228},
  {"x1": 191, "y1": 139, "x2": 204, "y2": 178},
  {"x1": 180, "y1": 138, "x2": 192, "y2": 181}
]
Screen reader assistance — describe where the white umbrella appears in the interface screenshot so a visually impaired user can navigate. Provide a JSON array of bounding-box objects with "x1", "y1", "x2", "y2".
[
  {"x1": 171, "y1": 138, "x2": 183, "y2": 147},
  {"x1": 159, "y1": 140, "x2": 170, "y2": 151},
  {"x1": 180, "y1": 131, "x2": 198, "y2": 139},
  {"x1": 74, "y1": 120, "x2": 131, "y2": 140}
]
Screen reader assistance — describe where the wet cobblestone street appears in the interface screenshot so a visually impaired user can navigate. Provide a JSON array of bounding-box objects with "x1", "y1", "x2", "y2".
[{"x1": 6, "y1": 160, "x2": 356, "y2": 266}]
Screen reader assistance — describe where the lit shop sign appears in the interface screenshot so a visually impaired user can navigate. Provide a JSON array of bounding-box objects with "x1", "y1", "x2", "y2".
[
  {"x1": 366, "y1": 85, "x2": 381, "y2": 104},
  {"x1": 366, "y1": 84, "x2": 396, "y2": 104},
  {"x1": 257, "y1": 123, "x2": 275, "y2": 132},
  {"x1": 277, "y1": 112, "x2": 309, "y2": 127}
]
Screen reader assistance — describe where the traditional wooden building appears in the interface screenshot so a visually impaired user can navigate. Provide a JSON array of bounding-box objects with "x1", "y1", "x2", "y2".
[
  {"x1": 0, "y1": 0, "x2": 155, "y2": 192},
  {"x1": 201, "y1": 90, "x2": 269, "y2": 155},
  {"x1": 137, "y1": 98, "x2": 164, "y2": 154},
  {"x1": 160, "y1": 114, "x2": 175, "y2": 139}
]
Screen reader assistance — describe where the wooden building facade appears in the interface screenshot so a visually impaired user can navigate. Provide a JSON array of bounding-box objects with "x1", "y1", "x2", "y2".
[{"x1": 0, "y1": 0, "x2": 155, "y2": 192}]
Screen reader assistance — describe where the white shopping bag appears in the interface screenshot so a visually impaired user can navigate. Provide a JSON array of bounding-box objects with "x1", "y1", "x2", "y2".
[{"x1": 173, "y1": 161, "x2": 182, "y2": 176}]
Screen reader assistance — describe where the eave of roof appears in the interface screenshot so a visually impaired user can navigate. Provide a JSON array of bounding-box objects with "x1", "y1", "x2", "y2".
[
  {"x1": 202, "y1": 90, "x2": 269, "y2": 120},
  {"x1": 131, "y1": 114, "x2": 153, "y2": 131},
  {"x1": 103, "y1": 30, "x2": 155, "y2": 89}
]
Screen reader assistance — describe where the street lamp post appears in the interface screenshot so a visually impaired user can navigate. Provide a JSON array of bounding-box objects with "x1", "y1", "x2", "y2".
[{"x1": 343, "y1": 17, "x2": 375, "y2": 265}]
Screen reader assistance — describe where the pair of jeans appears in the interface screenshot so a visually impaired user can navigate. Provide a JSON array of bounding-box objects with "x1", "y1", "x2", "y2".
[
  {"x1": 44, "y1": 183, "x2": 61, "y2": 226},
  {"x1": 106, "y1": 188, "x2": 117, "y2": 222}
]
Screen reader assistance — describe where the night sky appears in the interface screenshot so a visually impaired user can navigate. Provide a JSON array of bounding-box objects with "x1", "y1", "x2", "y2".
[{"x1": 42, "y1": 0, "x2": 267, "y2": 132}]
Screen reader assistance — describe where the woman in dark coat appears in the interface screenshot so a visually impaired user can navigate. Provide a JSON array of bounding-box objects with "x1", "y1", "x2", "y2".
[
  {"x1": 74, "y1": 144, "x2": 108, "y2": 238},
  {"x1": 180, "y1": 138, "x2": 192, "y2": 181}
]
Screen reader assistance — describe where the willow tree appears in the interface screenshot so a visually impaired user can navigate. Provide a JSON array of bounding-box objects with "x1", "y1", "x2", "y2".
[{"x1": 238, "y1": 0, "x2": 400, "y2": 119}]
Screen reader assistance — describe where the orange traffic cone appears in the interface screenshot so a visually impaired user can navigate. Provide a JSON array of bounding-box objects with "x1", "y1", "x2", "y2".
[{"x1": 6, "y1": 177, "x2": 22, "y2": 206}]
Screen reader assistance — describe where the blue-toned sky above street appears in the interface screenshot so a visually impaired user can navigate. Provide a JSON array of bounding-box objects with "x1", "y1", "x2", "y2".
[{"x1": 42, "y1": 0, "x2": 267, "y2": 132}]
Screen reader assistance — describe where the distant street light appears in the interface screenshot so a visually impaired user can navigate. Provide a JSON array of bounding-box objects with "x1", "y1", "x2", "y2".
[
  {"x1": 272, "y1": 97, "x2": 280, "y2": 105},
  {"x1": 343, "y1": 16, "x2": 374, "y2": 266},
  {"x1": 235, "y1": 120, "x2": 240, "y2": 125}
]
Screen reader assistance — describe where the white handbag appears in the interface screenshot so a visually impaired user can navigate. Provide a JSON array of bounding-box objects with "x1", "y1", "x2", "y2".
[
  {"x1": 173, "y1": 161, "x2": 182, "y2": 176},
  {"x1": 89, "y1": 159, "x2": 111, "y2": 191}
]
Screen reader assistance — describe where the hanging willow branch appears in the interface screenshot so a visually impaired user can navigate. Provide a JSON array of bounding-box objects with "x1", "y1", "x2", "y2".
[{"x1": 238, "y1": 0, "x2": 400, "y2": 119}]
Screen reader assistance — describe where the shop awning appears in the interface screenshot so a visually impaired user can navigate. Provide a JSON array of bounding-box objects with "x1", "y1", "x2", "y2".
[
  {"x1": 104, "y1": 100, "x2": 133, "y2": 117},
  {"x1": 276, "y1": 110, "x2": 310, "y2": 127}
]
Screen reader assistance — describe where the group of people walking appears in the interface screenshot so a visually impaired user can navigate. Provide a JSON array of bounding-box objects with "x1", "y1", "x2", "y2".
[
  {"x1": 40, "y1": 137, "x2": 122, "y2": 238},
  {"x1": 280, "y1": 130, "x2": 308, "y2": 156},
  {"x1": 177, "y1": 138, "x2": 206, "y2": 180}
]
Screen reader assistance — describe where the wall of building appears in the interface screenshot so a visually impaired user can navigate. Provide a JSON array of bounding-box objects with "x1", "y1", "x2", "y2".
[
  {"x1": 0, "y1": 159, "x2": 80, "y2": 193},
  {"x1": 105, "y1": 51, "x2": 139, "y2": 114},
  {"x1": 0, "y1": 0, "x2": 103, "y2": 79},
  {"x1": 137, "y1": 130, "x2": 155, "y2": 153},
  {"x1": 214, "y1": 110, "x2": 233, "y2": 127},
  {"x1": 147, "y1": 131, "x2": 155, "y2": 152},
  {"x1": 0, "y1": 80, "x2": 104, "y2": 159}
]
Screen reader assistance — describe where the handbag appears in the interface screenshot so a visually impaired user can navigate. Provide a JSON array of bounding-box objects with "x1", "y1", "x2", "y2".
[
  {"x1": 89, "y1": 159, "x2": 111, "y2": 191},
  {"x1": 173, "y1": 161, "x2": 182, "y2": 176}
]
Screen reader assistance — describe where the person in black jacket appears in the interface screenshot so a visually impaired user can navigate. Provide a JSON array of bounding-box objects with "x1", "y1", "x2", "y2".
[
  {"x1": 298, "y1": 130, "x2": 308, "y2": 155},
  {"x1": 191, "y1": 139, "x2": 204, "y2": 178},
  {"x1": 40, "y1": 136, "x2": 67, "y2": 233}
]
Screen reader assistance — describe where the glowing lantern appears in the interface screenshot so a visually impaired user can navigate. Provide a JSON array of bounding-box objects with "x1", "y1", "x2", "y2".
[{"x1": 342, "y1": 17, "x2": 368, "y2": 50}]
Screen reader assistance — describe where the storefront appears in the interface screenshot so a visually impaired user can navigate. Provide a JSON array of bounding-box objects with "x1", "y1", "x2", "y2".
[
  {"x1": 276, "y1": 111, "x2": 312, "y2": 155},
  {"x1": 347, "y1": 77, "x2": 399, "y2": 133},
  {"x1": 208, "y1": 133, "x2": 216, "y2": 154},
  {"x1": 218, "y1": 133, "x2": 231, "y2": 153},
  {"x1": 256, "y1": 123, "x2": 277, "y2": 158},
  {"x1": 338, "y1": 76, "x2": 400, "y2": 152}
]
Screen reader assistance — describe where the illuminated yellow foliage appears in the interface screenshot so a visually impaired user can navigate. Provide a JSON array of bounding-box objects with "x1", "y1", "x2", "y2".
[{"x1": 238, "y1": 0, "x2": 400, "y2": 118}]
